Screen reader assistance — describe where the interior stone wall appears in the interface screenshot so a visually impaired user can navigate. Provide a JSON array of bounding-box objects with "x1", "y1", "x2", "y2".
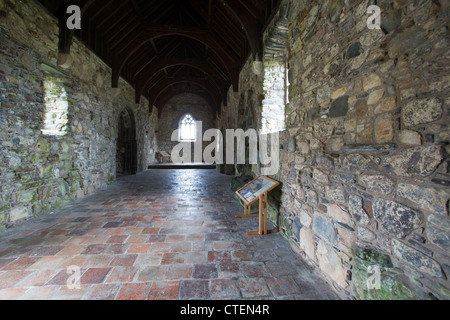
[
  {"x1": 0, "y1": 0, "x2": 157, "y2": 231},
  {"x1": 157, "y1": 93, "x2": 216, "y2": 162},
  {"x1": 221, "y1": 0, "x2": 450, "y2": 299}
]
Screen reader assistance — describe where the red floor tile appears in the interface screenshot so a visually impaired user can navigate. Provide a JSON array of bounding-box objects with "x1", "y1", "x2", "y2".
[
  {"x1": 109, "y1": 254, "x2": 137, "y2": 267},
  {"x1": 148, "y1": 281, "x2": 179, "y2": 300},
  {"x1": 210, "y1": 279, "x2": 241, "y2": 299},
  {"x1": 116, "y1": 283, "x2": 152, "y2": 300},
  {"x1": 80, "y1": 268, "x2": 112, "y2": 284},
  {"x1": 84, "y1": 284, "x2": 121, "y2": 300},
  {"x1": 165, "y1": 264, "x2": 192, "y2": 280},
  {"x1": 238, "y1": 278, "x2": 271, "y2": 298},
  {"x1": 179, "y1": 280, "x2": 210, "y2": 300},
  {"x1": 1, "y1": 257, "x2": 41, "y2": 271},
  {"x1": 127, "y1": 244, "x2": 150, "y2": 254},
  {"x1": 0, "y1": 170, "x2": 340, "y2": 300}
]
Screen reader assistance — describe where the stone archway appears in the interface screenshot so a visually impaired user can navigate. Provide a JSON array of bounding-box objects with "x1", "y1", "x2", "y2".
[{"x1": 116, "y1": 108, "x2": 137, "y2": 175}]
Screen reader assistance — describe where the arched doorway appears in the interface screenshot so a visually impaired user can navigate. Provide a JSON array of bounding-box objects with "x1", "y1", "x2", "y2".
[{"x1": 116, "y1": 108, "x2": 137, "y2": 175}]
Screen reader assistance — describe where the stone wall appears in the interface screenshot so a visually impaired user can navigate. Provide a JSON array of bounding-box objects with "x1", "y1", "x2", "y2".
[
  {"x1": 157, "y1": 93, "x2": 216, "y2": 162},
  {"x1": 221, "y1": 0, "x2": 450, "y2": 299},
  {"x1": 218, "y1": 58, "x2": 265, "y2": 176},
  {"x1": 0, "y1": 0, "x2": 157, "y2": 231}
]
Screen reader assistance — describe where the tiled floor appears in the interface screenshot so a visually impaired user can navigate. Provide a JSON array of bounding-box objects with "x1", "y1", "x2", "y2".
[{"x1": 0, "y1": 169, "x2": 340, "y2": 300}]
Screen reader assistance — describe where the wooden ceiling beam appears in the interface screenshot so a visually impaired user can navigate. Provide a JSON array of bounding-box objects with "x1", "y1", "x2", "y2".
[
  {"x1": 134, "y1": 57, "x2": 227, "y2": 104},
  {"x1": 220, "y1": 0, "x2": 264, "y2": 62},
  {"x1": 111, "y1": 25, "x2": 240, "y2": 91}
]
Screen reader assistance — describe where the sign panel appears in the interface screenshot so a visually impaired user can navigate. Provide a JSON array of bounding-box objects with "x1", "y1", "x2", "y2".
[{"x1": 236, "y1": 176, "x2": 280, "y2": 205}]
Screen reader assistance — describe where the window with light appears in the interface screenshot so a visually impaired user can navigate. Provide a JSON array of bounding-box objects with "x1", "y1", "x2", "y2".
[{"x1": 179, "y1": 114, "x2": 196, "y2": 141}]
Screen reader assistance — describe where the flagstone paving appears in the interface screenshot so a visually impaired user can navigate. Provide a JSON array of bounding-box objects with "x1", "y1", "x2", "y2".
[{"x1": 0, "y1": 169, "x2": 340, "y2": 300}]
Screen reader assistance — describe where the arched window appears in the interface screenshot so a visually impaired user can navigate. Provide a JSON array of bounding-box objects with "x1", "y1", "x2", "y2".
[{"x1": 179, "y1": 114, "x2": 196, "y2": 141}]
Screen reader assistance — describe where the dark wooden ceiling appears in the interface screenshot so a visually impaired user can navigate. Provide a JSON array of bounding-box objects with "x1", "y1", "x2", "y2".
[{"x1": 36, "y1": 0, "x2": 283, "y2": 115}]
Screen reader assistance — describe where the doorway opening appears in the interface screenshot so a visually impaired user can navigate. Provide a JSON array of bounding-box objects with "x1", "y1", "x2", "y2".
[{"x1": 116, "y1": 108, "x2": 137, "y2": 175}]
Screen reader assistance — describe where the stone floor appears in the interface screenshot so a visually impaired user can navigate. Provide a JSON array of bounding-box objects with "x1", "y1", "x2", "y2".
[{"x1": 0, "y1": 169, "x2": 340, "y2": 300}]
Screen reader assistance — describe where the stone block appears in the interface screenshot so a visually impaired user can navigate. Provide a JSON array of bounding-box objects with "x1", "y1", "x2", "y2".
[
  {"x1": 363, "y1": 74, "x2": 382, "y2": 91},
  {"x1": 317, "y1": 241, "x2": 348, "y2": 288},
  {"x1": 313, "y1": 168, "x2": 329, "y2": 184},
  {"x1": 367, "y1": 89, "x2": 385, "y2": 105},
  {"x1": 375, "y1": 114, "x2": 394, "y2": 143},
  {"x1": 15, "y1": 190, "x2": 37, "y2": 204},
  {"x1": 353, "y1": 99, "x2": 368, "y2": 117},
  {"x1": 373, "y1": 199, "x2": 423, "y2": 239},
  {"x1": 399, "y1": 130, "x2": 422, "y2": 146},
  {"x1": 397, "y1": 183, "x2": 449, "y2": 216},
  {"x1": 382, "y1": 146, "x2": 443, "y2": 177},
  {"x1": 326, "y1": 185, "x2": 346, "y2": 205},
  {"x1": 359, "y1": 174, "x2": 395, "y2": 196},
  {"x1": 357, "y1": 226, "x2": 376, "y2": 243},
  {"x1": 346, "y1": 42, "x2": 362, "y2": 59},
  {"x1": 316, "y1": 155, "x2": 334, "y2": 170},
  {"x1": 37, "y1": 139, "x2": 50, "y2": 154},
  {"x1": 388, "y1": 28, "x2": 426, "y2": 58},
  {"x1": 299, "y1": 209, "x2": 312, "y2": 228},
  {"x1": 356, "y1": 122, "x2": 374, "y2": 144},
  {"x1": 296, "y1": 140, "x2": 310, "y2": 155},
  {"x1": 331, "y1": 87, "x2": 347, "y2": 100},
  {"x1": 349, "y1": 195, "x2": 371, "y2": 226},
  {"x1": 312, "y1": 213, "x2": 337, "y2": 244},
  {"x1": 345, "y1": 119, "x2": 357, "y2": 132},
  {"x1": 299, "y1": 228, "x2": 315, "y2": 260},
  {"x1": 381, "y1": 10, "x2": 402, "y2": 34},
  {"x1": 426, "y1": 215, "x2": 450, "y2": 252},
  {"x1": 292, "y1": 216, "x2": 303, "y2": 242},
  {"x1": 426, "y1": 223, "x2": 450, "y2": 253},
  {"x1": 392, "y1": 239, "x2": 444, "y2": 278},
  {"x1": 329, "y1": 96, "x2": 349, "y2": 118},
  {"x1": 328, "y1": 204, "x2": 351, "y2": 225},
  {"x1": 337, "y1": 225, "x2": 355, "y2": 251},
  {"x1": 326, "y1": 136, "x2": 344, "y2": 153},
  {"x1": 10, "y1": 207, "x2": 29, "y2": 222},
  {"x1": 375, "y1": 96, "x2": 397, "y2": 114},
  {"x1": 402, "y1": 97, "x2": 443, "y2": 128}
]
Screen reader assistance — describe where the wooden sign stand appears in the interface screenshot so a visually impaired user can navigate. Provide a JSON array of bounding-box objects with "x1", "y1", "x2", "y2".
[
  {"x1": 235, "y1": 176, "x2": 280, "y2": 236},
  {"x1": 157, "y1": 151, "x2": 172, "y2": 163}
]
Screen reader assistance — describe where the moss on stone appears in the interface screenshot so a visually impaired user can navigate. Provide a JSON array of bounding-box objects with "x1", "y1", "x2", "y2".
[
  {"x1": 285, "y1": 102, "x2": 291, "y2": 115},
  {"x1": 51, "y1": 198, "x2": 73, "y2": 211},
  {"x1": 18, "y1": 181, "x2": 44, "y2": 191},
  {"x1": 32, "y1": 201, "x2": 51, "y2": 218},
  {"x1": 40, "y1": 164, "x2": 54, "y2": 179},
  {"x1": 0, "y1": 211, "x2": 8, "y2": 223},
  {"x1": 279, "y1": 214, "x2": 291, "y2": 241},
  {"x1": 355, "y1": 248, "x2": 393, "y2": 269},
  {"x1": 267, "y1": 202, "x2": 278, "y2": 226},
  {"x1": 353, "y1": 248, "x2": 419, "y2": 300},
  {"x1": 357, "y1": 272, "x2": 416, "y2": 300},
  {"x1": 38, "y1": 139, "x2": 50, "y2": 154}
]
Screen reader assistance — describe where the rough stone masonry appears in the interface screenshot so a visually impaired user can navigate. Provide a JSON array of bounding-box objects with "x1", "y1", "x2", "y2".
[
  {"x1": 0, "y1": 0, "x2": 449, "y2": 300},
  {"x1": 219, "y1": 0, "x2": 449, "y2": 300},
  {"x1": 0, "y1": 0, "x2": 157, "y2": 229}
]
